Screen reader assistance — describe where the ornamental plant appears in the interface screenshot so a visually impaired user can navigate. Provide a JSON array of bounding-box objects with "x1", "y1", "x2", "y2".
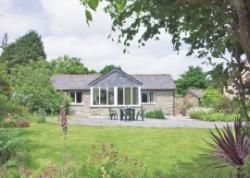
[
  {"x1": 60, "y1": 97, "x2": 68, "y2": 177},
  {"x1": 207, "y1": 120, "x2": 250, "y2": 178}
]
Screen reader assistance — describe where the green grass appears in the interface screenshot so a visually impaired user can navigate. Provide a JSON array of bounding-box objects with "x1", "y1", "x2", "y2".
[{"x1": 13, "y1": 123, "x2": 234, "y2": 177}]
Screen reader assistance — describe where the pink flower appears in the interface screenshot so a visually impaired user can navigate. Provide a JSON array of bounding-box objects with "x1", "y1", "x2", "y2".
[{"x1": 60, "y1": 98, "x2": 67, "y2": 135}]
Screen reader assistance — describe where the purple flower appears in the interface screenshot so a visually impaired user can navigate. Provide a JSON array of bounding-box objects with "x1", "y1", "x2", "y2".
[{"x1": 60, "y1": 98, "x2": 67, "y2": 135}]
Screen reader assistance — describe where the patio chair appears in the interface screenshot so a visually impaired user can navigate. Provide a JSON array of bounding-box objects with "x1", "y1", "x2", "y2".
[
  {"x1": 124, "y1": 108, "x2": 135, "y2": 121},
  {"x1": 136, "y1": 107, "x2": 145, "y2": 121},
  {"x1": 120, "y1": 109, "x2": 124, "y2": 120},
  {"x1": 108, "y1": 108, "x2": 118, "y2": 120}
]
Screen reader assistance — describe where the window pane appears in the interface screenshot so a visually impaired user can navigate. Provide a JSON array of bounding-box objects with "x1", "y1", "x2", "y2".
[
  {"x1": 125, "y1": 87, "x2": 131, "y2": 105},
  {"x1": 150, "y1": 92, "x2": 154, "y2": 102},
  {"x1": 100, "y1": 88, "x2": 107, "y2": 105},
  {"x1": 70, "y1": 92, "x2": 75, "y2": 103},
  {"x1": 93, "y1": 88, "x2": 99, "y2": 105},
  {"x1": 118, "y1": 88, "x2": 123, "y2": 105},
  {"x1": 132, "y1": 87, "x2": 138, "y2": 105},
  {"x1": 76, "y1": 92, "x2": 82, "y2": 103},
  {"x1": 108, "y1": 88, "x2": 114, "y2": 105},
  {"x1": 142, "y1": 92, "x2": 148, "y2": 103}
]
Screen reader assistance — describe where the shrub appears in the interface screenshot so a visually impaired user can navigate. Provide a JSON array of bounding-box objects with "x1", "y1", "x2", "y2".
[
  {"x1": 0, "y1": 94, "x2": 17, "y2": 121},
  {"x1": 189, "y1": 110, "x2": 236, "y2": 121},
  {"x1": 145, "y1": 109, "x2": 165, "y2": 119},
  {"x1": 201, "y1": 88, "x2": 229, "y2": 112},
  {"x1": 35, "y1": 108, "x2": 47, "y2": 123},
  {"x1": 0, "y1": 130, "x2": 22, "y2": 164},
  {"x1": 15, "y1": 119, "x2": 30, "y2": 128},
  {"x1": 1, "y1": 114, "x2": 16, "y2": 128}
]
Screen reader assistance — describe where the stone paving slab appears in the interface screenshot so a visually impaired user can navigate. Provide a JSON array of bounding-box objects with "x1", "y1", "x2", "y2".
[{"x1": 68, "y1": 117, "x2": 234, "y2": 128}]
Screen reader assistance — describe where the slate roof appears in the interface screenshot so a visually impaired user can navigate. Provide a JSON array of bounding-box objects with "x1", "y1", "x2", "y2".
[
  {"x1": 187, "y1": 89, "x2": 204, "y2": 98},
  {"x1": 51, "y1": 72, "x2": 176, "y2": 90},
  {"x1": 89, "y1": 68, "x2": 142, "y2": 86}
]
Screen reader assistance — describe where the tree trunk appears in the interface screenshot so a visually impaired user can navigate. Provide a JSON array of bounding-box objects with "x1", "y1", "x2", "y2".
[
  {"x1": 234, "y1": 46, "x2": 250, "y2": 121},
  {"x1": 237, "y1": 0, "x2": 250, "y2": 64}
]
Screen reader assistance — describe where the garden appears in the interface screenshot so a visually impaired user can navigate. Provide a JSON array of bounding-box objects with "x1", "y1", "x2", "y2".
[
  {"x1": 1, "y1": 122, "x2": 245, "y2": 178},
  {"x1": 1, "y1": 0, "x2": 250, "y2": 177}
]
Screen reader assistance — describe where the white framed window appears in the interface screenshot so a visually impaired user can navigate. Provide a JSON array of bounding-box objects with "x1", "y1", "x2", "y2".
[
  {"x1": 91, "y1": 87, "x2": 140, "y2": 106},
  {"x1": 141, "y1": 91, "x2": 155, "y2": 104},
  {"x1": 69, "y1": 91, "x2": 83, "y2": 104},
  {"x1": 91, "y1": 87, "x2": 115, "y2": 106}
]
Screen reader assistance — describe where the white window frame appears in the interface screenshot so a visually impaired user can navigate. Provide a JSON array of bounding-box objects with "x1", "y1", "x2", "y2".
[
  {"x1": 68, "y1": 91, "x2": 83, "y2": 105},
  {"x1": 90, "y1": 86, "x2": 141, "y2": 107},
  {"x1": 141, "y1": 91, "x2": 155, "y2": 104}
]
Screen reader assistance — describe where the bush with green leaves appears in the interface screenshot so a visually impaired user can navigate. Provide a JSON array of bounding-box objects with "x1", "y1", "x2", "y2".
[
  {"x1": 145, "y1": 109, "x2": 165, "y2": 119},
  {"x1": 201, "y1": 88, "x2": 229, "y2": 112},
  {"x1": 10, "y1": 61, "x2": 68, "y2": 114},
  {"x1": 0, "y1": 94, "x2": 17, "y2": 121},
  {"x1": 189, "y1": 110, "x2": 236, "y2": 121},
  {"x1": 0, "y1": 130, "x2": 22, "y2": 164}
]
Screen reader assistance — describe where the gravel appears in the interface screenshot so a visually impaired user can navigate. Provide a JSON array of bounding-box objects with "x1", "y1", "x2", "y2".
[{"x1": 68, "y1": 117, "x2": 234, "y2": 128}]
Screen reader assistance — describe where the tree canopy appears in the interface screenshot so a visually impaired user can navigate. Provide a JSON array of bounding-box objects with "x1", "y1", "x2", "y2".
[
  {"x1": 81, "y1": 0, "x2": 250, "y2": 120},
  {"x1": 0, "y1": 31, "x2": 46, "y2": 71},
  {"x1": 175, "y1": 66, "x2": 210, "y2": 95},
  {"x1": 10, "y1": 61, "x2": 64, "y2": 113},
  {"x1": 99, "y1": 65, "x2": 119, "y2": 75},
  {"x1": 49, "y1": 55, "x2": 89, "y2": 74},
  {"x1": 81, "y1": 0, "x2": 250, "y2": 63}
]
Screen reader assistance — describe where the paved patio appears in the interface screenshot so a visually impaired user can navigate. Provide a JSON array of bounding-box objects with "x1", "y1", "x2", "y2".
[{"x1": 68, "y1": 117, "x2": 234, "y2": 128}]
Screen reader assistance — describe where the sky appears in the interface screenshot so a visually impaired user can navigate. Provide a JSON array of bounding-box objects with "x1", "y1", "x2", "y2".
[{"x1": 0, "y1": 0, "x2": 212, "y2": 79}]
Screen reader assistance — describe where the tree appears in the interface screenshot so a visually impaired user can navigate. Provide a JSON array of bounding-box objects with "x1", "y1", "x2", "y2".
[
  {"x1": 49, "y1": 55, "x2": 89, "y2": 74},
  {"x1": 81, "y1": 0, "x2": 250, "y2": 63},
  {"x1": 0, "y1": 33, "x2": 8, "y2": 49},
  {"x1": 0, "y1": 62, "x2": 10, "y2": 96},
  {"x1": 175, "y1": 66, "x2": 210, "y2": 95},
  {"x1": 80, "y1": 0, "x2": 250, "y2": 120},
  {"x1": 99, "y1": 65, "x2": 119, "y2": 75},
  {"x1": 201, "y1": 88, "x2": 229, "y2": 112},
  {"x1": 0, "y1": 31, "x2": 46, "y2": 70},
  {"x1": 10, "y1": 61, "x2": 64, "y2": 114}
]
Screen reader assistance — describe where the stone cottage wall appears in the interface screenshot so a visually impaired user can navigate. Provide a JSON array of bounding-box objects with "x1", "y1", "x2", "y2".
[
  {"x1": 175, "y1": 97, "x2": 185, "y2": 116},
  {"x1": 70, "y1": 90, "x2": 175, "y2": 118},
  {"x1": 142, "y1": 90, "x2": 174, "y2": 116},
  {"x1": 184, "y1": 93, "x2": 200, "y2": 107}
]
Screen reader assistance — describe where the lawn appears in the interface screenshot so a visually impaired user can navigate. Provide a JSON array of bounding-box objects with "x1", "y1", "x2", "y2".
[{"x1": 12, "y1": 123, "x2": 234, "y2": 177}]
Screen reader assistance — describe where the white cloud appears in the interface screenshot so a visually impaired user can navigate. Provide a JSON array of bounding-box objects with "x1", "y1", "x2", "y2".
[
  {"x1": 40, "y1": 0, "x2": 111, "y2": 37},
  {"x1": 0, "y1": 0, "x2": 212, "y2": 79}
]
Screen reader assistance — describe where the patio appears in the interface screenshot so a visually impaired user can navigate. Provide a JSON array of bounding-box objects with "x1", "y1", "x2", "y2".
[{"x1": 67, "y1": 117, "x2": 234, "y2": 128}]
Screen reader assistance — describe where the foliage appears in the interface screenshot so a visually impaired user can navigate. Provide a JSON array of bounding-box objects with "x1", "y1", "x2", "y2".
[
  {"x1": 0, "y1": 31, "x2": 46, "y2": 70},
  {"x1": 175, "y1": 66, "x2": 210, "y2": 95},
  {"x1": 12, "y1": 123, "x2": 231, "y2": 177},
  {"x1": 0, "y1": 130, "x2": 22, "y2": 164},
  {"x1": 207, "y1": 120, "x2": 250, "y2": 178},
  {"x1": 0, "y1": 94, "x2": 17, "y2": 121},
  {"x1": 35, "y1": 108, "x2": 47, "y2": 123},
  {"x1": 49, "y1": 55, "x2": 89, "y2": 74},
  {"x1": 15, "y1": 119, "x2": 30, "y2": 128},
  {"x1": 79, "y1": 144, "x2": 148, "y2": 178},
  {"x1": 99, "y1": 65, "x2": 119, "y2": 75},
  {"x1": 0, "y1": 62, "x2": 10, "y2": 96},
  {"x1": 189, "y1": 110, "x2": 237, "y2": 122},
  {"x1": 81, "y1": 0, "x2": 250, "y2": 120},
  {"x1": 145, "y1": 109, "x2": 165, "y2": 119},
  {"x1": 201, "y1": 88, "x2": 229, "y2": 111},
  {"x1": 10, "y1": 61, "x2": 66, "y2": 114},
  {"x1": 81, "y1": 0, "x2": 250, "y2": 60}
]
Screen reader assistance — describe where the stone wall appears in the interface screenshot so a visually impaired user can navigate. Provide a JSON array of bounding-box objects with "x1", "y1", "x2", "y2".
[
  {"x1": 142, "y1": 90, "x2": 174, "y2": 116},
  {"x1": 175, "y1": 97, "x2": 185, "y2": 116},
  {"x1": 184, "y1": 93, "x2": 200, "y2": 107},
  {"x1": 70, "y1": 90, "x2": 175, "y2": 118}
]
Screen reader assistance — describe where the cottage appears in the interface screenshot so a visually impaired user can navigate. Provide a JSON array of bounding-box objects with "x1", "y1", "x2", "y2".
[
  {"x1": 51, "y1": 68, "x2": 176, "y2": 118},
  {"x1": 184, "y1": 89, "x2": 204, "y2": 107}
]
